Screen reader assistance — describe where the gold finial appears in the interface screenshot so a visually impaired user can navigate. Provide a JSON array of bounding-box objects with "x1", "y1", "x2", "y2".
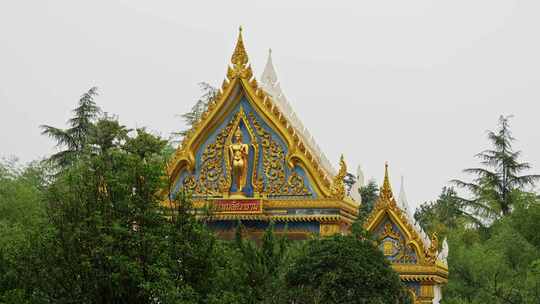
[
  {"x1": 339, "y1": 154, "x2": 347, "y2": 176},
  {"x1": 380, "y1": 162, "x2": 393, "y2": 201},
  {"x1": 231, "y1": 26, "x2": 249, "y2": 67},
  {"x1": 329, "y1": 154, "x2": 347, "y2": 200},
  {"x1": 426, "y1": 232, "x2": 439, "y2": 264}
]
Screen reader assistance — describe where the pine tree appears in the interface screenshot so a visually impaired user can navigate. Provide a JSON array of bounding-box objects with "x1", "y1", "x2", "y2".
[
  {"x1": 40, "y1": 87, "x2": 100, "y2": 167},
  {"x1": 452, "y1": 115, "x2": 540, "y2": 218}
]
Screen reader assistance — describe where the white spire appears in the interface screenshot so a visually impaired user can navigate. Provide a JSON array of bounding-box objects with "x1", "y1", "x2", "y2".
[
  {"x1": 438, "y1": 238, "x2": 449, "y2": 265},
  {"x1": 398, "y1": 176, "x2": 411, "y2": 218},
  {"x1": 260, "y1": 49, "x2": 278, "y2": 88},
  {"x1": 357, "y1": 165, "x2": 365, "y2": 188},
  {"x1": 350, "y1": 165, "x2": 364, "y2": 204},
  {"x1": 259, "y1": 49, "x2": 337, "y2": 177}
]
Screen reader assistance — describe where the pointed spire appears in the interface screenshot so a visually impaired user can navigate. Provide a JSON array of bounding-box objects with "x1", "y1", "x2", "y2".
[
  {"x1": 231, "y1": 26, "x2": 248, "y2": 67},
  {"x1": 357, "y1": 165, "x2": 365, "y2": 188},
  {"x1": 398, "y1": 175, "x2": 410, "y2": 213},
  {"x1": 338, "y1": 155, "x2": 347, "y2": 178},
  {"x1": 261, "y1": 48, "x2": 278, "y2": 87},
  {"x1": 227, "y1": 26, "x2": 253, "y2": 80},
  {"x1": 380, "y1": 162, "x2": 394, "y2": 201},
  {"x1": 350, "y1": 164, "x2": 364, "y2": 204}
]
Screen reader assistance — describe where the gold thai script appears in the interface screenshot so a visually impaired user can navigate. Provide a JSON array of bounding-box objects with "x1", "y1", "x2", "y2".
[{"x1": 214, "y1": 200, "x2": 262, "y2": 213}]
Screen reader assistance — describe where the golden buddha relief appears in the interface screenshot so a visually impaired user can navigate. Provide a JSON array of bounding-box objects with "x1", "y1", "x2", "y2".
[{"x1": 229, "y1": 129, "x2": 250, "y2": 193}]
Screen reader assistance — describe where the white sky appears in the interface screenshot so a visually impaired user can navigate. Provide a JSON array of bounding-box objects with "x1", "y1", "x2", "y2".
[{"x1": 1, "y1": 0, "x2": 539, "y2": 210}]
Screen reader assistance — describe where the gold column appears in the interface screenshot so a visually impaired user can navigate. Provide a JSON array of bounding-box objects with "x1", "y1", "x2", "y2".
[{"x1": 417, "y1": 283, "x2": 434, "y2": 304}]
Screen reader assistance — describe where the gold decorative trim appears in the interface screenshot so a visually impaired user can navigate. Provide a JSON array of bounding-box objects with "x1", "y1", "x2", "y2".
[
  {"x1": 264, "y1": 199, "x2": 359, "y2": 216},
  {"x1": 201, "y1": 213, "x2": 348, "y2": 224}
]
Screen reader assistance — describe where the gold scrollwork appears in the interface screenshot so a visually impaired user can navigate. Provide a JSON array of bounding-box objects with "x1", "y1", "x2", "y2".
[
  {"x1": 382, "y1": 222, "x2": 401, "y2": 240},
  {"x1": 249, "y1": 112, "x2": 286, "y2": 195},
  {"x1": 284, "y1": 172, "x2": 310, "y2": 196},
  {"x1": 195, "y1": 117, "x2": 235, "y2": 195},
  {"x1": 182, "y1": 175, "x2": 197, "y2": 192},
  {"x1": 249, "y1": 112, "x2": 312, "y2": 197}
]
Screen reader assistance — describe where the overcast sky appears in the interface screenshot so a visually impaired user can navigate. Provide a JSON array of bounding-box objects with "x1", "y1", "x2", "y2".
[{"x1": 1, "y1": 0, "x2": 539, "y2": 209}]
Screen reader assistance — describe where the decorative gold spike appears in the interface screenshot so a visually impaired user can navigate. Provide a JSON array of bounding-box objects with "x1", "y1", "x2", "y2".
[
  {"x1": 329, "y1": 155, "x2": 347, "y2": 200},
  {"x1": 380, "y1": 162, "x2": 394, "y2": 202},
  {"x1": 231, "y1": 26, "x2": 248, "y2": 67},
  {"x1": 425, "y1": 232, "x2": 439, "y2": 265}
]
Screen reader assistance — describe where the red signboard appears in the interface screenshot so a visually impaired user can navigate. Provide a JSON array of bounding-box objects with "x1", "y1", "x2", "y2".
[{"x1": 213, "y1": 199, "x2": 263, "y2": 214}]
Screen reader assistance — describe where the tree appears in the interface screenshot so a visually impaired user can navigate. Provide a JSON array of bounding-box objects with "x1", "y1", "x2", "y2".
[
  {"x1": 284, "y1": 233, "x2": 411, "y2": 304},
  {"x1": 12, "y1": 96, "x2": 220, "y2": 303},
  {"x1": 40, "y1": 87, "x2": 100, "y2": 167},
  {"x1": 207, "y1": 223, "x2": 291, "y2": 304},
  {"x1": 414, "y1": 187, "x2": 473, "y2": 238},
  {"x1": 0, "y1": 158, "x2": 48, "y2": 303},
  {"x1": 452, "y1": 115, "x2": 540, "y2": 219},
  {"x1": 173, "y1": 82, "x2": 217, "y2": 141},
  {"x1": 357, "y1": 180, "x2": 379, "y2": 224},
  {"x1": 444, "y1": 207, "x2": 540, "y2": 304},
  {"x1": 343, "y1": 172, "x2": 356, "y2": 196}
]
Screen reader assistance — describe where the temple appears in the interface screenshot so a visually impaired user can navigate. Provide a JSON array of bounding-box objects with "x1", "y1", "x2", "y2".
[{"x1": 166, "y1": 28, "x2": 448, "y2": 303}]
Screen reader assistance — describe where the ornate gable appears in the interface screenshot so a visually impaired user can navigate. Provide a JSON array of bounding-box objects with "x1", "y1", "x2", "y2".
[
  {"x1": 167, "y1": 28, "x2": 343, "y2": 200},
  {"x1": 365, "y1": 164, "x2": 448, "y2": 303}
]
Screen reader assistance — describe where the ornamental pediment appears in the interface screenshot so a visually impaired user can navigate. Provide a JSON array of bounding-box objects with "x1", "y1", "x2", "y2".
[{"x1": 167, "y1": 29, "x2": 347, "y2": 202}]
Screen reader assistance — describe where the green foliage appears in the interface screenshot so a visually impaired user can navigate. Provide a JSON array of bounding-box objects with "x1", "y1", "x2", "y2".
[
  {"x1": 207, "y1": 223, "x2": 292, "y2": 304},
  {"x1": 357, "y1": 179, "x2": 379, "y2": 224},
  {"x1": 444, "y1": 201, "x2": 540, "y2": 303},
  {"x1": 285, "y1": 233, "x2": 411, "y2": 304},
  {"x1": 0, "y1": 158, "x2": 48, "y2": 303},
  {"x1": 414, "y1": 187, "x2": 472, "y2": 239},
  {"x1": 20, "y1": 122, "x2": 182, "y2": 303}
]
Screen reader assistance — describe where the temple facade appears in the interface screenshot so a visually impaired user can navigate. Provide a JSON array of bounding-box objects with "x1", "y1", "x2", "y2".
[{"x1": 166, "y1": 28, "x2": 448, "y2": 304}]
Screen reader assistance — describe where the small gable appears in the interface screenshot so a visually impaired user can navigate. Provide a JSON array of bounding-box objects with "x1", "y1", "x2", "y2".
[{"x1": 365, "y1": 164, "x2": 439, "y2": 267}]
